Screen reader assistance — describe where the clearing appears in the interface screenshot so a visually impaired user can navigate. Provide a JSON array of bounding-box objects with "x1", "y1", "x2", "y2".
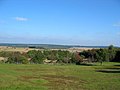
[{"x1": 0, "y1": 62, "x2": 119, "y2": 90}]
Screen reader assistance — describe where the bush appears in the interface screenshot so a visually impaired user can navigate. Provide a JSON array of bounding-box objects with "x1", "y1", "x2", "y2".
[{"x1": 6, "y1": 52, "x2": 28, "y2": 64}]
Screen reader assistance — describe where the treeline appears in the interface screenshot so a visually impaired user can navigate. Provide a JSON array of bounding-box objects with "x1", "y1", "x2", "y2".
[
  {"x1": 0, "y1": 50, "x2": 83, "y2": 64},
  {"x1": 80, "y1": 45, "x2": 120, "y2": 63},
  {"x1": 0, "y1": 45, "x2": 119, "y2": 64}
]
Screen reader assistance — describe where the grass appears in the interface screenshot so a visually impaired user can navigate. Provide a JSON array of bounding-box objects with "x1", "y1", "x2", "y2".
[
  {"x1": 0, "y1": 46, "x2": 40, "y2": 53},
  {"x1": 0, "y1": 62, "x2": 119, "y2": 90}
]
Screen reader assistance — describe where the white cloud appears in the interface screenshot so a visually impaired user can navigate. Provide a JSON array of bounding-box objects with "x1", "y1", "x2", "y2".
[{"x1": 14, "y1": 17, "x2": 28, "y2": 21}]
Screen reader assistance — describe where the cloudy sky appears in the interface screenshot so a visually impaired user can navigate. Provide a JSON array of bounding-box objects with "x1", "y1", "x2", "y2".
[{"x1": 0, "y1": 0, "x2": 120, "y2": 46}]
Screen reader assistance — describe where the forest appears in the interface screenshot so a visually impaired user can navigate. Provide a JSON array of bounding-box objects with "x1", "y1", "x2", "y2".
[{"x1": 0, "y1": 45, "x2": 119, "y2": 64}]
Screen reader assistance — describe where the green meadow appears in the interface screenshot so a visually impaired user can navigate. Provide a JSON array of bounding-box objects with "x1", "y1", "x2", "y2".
[{"x1": 0, "y1": 62, "x2": 120, "y2": 90}]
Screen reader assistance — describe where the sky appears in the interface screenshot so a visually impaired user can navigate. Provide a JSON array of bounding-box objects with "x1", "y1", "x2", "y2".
[{"x1": 0, "y1": 0, "x2": 120, "y2": 46}]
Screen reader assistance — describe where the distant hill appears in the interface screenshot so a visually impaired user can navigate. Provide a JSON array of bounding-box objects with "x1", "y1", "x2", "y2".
[
  {"x1": 0, "y1": 43, "x2": 119, "y2": 49},
  {"x1": 0, "y1": 43, "x2": 72, "y2": 49}
]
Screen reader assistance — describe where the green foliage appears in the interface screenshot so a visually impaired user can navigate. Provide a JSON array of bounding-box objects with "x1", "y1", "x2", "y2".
[
  {"x1": 44, "y1": 50, "x2": 58, "y2": 60},
  {"x1": 0, "y1": 45, "x2": 119, "y2": 64},
  {"x1": 70, "y1": 52, "x2": 85, "y2": 64},
  {"x1": 19, "y1": 56, "x2": 29, "y2": 64},
  {"x1": 27, "y1": 50, "x2": 37, "y2": 58},
  {"x1": 80, "y1": 45, "x2": 119, "y2": 63},
  {"x1": 28, "y1": 50, "x2": 45, "y2": 64},
  {"x1": 108, "y1": 45, "x2": 114, "y2": 50},
  {"x1": 114, "y1": 50, "x2": 120, "y2": 62},
  {"x1": 96, "y1": 49, "x2": 109, "y2": 62},
  {"x1": 57, "y1": 50, "x2": 72, "y2": 63},
  {"x1": 0, "y1": 51, "x2": 13, "y2": 57},
  {"x1": 7, "y1": 52, "x2": 28, "y2": 64}
]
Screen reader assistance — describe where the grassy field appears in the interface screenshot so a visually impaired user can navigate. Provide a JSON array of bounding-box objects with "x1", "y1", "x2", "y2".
[
  {"x1": 0, "y1": 46, "x2": 39, "y2": 53},
  {"x1": 0, "y1": 62, "x2": 119, "y2": 90},
  {"x1": 0, "y1": 46, "x2": 93, "y2": 53}
]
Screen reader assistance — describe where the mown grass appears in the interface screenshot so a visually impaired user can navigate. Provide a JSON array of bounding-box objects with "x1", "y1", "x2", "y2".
[{"x1": 0, "y1": 62, "x2": 119, "y2": 90}]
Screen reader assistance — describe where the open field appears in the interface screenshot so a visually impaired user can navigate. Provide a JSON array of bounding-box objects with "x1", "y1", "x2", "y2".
[
  {"x1": 0, "y1": 62, "x2": 119, "y2": 90},
  {"x1": 0, "y1": 46, "x2": 94, "y2": 53},
  {"x1": 0, "y1": 46, "x2": 40, "y2": 53}
]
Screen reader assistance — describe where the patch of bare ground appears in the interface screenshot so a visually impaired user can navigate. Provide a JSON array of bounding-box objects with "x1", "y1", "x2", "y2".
[
  {"x1": 16, "y1": 75, "x2": 49, "y2": 89},
  {"x1": 17, "y1": 75, "x2": 41, "y2": 85},
  {"x1": 14, "y1": 69, "x2": 41, "y2": 72},
  {"x1": 42, "y1": 75, "x2": 86, "y2": 90},
  {"x1": 20, "y1": 76, "x2": 40, "y2": 80},
  {"x1": 14, "y1": 68, "x2": 53, "y2": 72}
]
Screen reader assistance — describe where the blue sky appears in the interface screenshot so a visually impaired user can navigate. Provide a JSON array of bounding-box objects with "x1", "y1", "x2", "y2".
[{"x1": 0, "y1": 0, "x2": 120, "y2": 46}]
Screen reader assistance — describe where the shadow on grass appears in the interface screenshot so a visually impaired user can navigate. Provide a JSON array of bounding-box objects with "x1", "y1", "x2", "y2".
[
  {"x1": 96, "y1": 69, "x2": 120, "y2": 73},
  {"x1": 106, "y1": 67, "x2": 120, "y2": 70},
  {"x1": 96, "y1": 63, "x2": 120, "y2": 73},
  {"x1": 76, "y1": 63, "x2": 97, "y2": 66},
  {"x1": 114, "y1": 65, "x2": 120, "y2": 66}
]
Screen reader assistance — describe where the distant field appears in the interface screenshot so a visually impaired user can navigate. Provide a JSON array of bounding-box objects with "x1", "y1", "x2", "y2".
[
  {"x1": 0, "y1": 46, "x2": 94, "y2": 53},
  {"x1": 0, "y1": 46, "x2": 39, "y2": 53},
  {"x1": 0, "y1": 62, "x2": 119, "y2": 90}
]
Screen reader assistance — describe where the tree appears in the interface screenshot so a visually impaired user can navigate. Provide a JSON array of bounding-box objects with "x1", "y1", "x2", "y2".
[
  {"x1": 72, "y1": 52, "x2": 84, "y2": 65},
  {"x1": 114, "y1": 50, "x2": 120, "y2": 62},
  {"x1": 57, "y1": 50, "x2": 72, "y2": 63},
  {"x1": 95, "y1": 49, "x2": 105, "y2": 65},
  {"x1": 108, "y1": 45, "x2": 116, "y2": 62},
  {"x1": 27, "y1": 50, "x2": 37, "y2": 58},
  {"x1": 108, "y1": 45, "x2": 114, "y2": 50},
  {"x1": 30, "y1": 51, "x2": 45, "y2": 64},
  {"x1": 19, "y1": 56, "x2": 28, "y2": 64},
  {"x1": 6, "y1": 52, "x2": 28, "y2": 64},
  {"x1": 81, "y1": 49, "x2": 97, "y2": 62}
]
